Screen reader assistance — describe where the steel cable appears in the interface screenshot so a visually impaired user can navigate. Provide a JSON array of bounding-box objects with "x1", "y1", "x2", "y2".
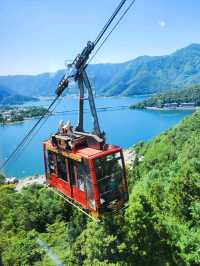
[
  {"x1": 0, "y1": 0, "x2": 135, "y2": 171},
  {"x1": 88, "y1": 0, "x2": 136, "y2": 64}
]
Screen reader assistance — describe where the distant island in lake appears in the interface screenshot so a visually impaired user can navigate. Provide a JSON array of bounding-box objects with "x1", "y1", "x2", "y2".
[{"x1": 0, "y1": 106, "x2": 47, "y2": 124}]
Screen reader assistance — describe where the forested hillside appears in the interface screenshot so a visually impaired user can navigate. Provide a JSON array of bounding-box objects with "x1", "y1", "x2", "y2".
[
  {"x1": 1, "y1": 44, "x2": 200, "y2": 97},
  {"x1": 0, "y1": 65, "x2": 123, "y2": 97},
  {"x1": 0, "y1": 110, "x2": 200, "y2": 265},
  {"x1": 131, "y1": 84, "x2": 200, "y2": 109}
]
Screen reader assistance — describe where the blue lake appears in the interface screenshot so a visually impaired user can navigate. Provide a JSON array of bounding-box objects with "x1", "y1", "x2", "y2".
[{"x1": 0, "y1": 96, "x2": 193, "y2": 178}]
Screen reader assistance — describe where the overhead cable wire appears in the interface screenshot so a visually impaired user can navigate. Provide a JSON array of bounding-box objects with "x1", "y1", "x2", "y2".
[
  {"x1": 0, "y1": 0, "x2": 135, "y2": 171},
  {"x1": 0, "y1": 95, "x2": 59, "y2": 171},
  {"x1": 5, "y1": 97, "x2": 63, "y2": 168},
  {"x1": 88, "y1": 0, "x2": 136, "y2": 64},
  {"x1": 94, "y1": 0, "x2": 127, "y2": 46}
]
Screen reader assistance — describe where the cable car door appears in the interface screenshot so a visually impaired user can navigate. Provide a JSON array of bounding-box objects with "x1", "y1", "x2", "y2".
[
  {"x1": 57, "y1": 155, "x2": 73, "y2": 197},
  {"x1": 69, "y1": 159, "x2": 88, "y2": 208}
]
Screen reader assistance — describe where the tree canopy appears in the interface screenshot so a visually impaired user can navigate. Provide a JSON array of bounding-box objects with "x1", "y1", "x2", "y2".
[
  {"x1": 131, "y1": 84, "x2": 200, "y2": 109},
  {"x1": 1, "y1": 110, "x2": 200, "y2": 265}
]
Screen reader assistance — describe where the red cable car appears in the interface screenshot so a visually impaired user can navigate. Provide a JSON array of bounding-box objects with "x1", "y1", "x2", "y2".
[
  {"x1": 43, "y1": 43, "x2": 128, "y2": 220},
  {"x1": 43, "y1": 140, "x2": 128, "y2": 219}
]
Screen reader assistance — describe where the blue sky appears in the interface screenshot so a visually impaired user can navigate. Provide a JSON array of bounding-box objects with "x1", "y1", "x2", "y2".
[{"x1": 0, "y1": 0, "x2": 200, "y2": 75}]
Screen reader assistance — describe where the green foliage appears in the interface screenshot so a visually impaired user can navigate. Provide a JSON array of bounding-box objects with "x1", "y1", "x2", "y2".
[
  {"x1": 0, "y1": 106, "x2": 47, "y2": 124},
  {"x1": 1, "y1": 231, "x2": 43, "y2": 266},
  {"x1": 1, "y1": 110, "x2": 200, "y2": 265},
  {"x1": 131, "y1": 84, "x2": 200, "y2": 109},
  {"x1": 10, "y1": 114, "x2": 24, "y2": 122},
  {"x1": 102, "y1": 44, "x2": 200, "y2": 96},
  {"x1": 126, "y1": 109, "x2": 200, "y2": 265},
  {"x1": 0, "y1": 172, "x2": 5, "y2": 184},
  {"x1": 0, "y1": 185, "x2": 70, "y2": 265}
]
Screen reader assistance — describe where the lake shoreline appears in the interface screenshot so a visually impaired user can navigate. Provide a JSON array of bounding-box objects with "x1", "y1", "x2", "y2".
[
  {"x1": 0, "y1": 115, "x2": 48, "y2": 126},
  {"x1": 15, "y1": 175, "x2": 46, "y2": 191},
  {"x1": 1, "y1": 95, "x2": 193, "y2": 177},
  {"x1": 0, "y1": 106, "x2": 48, "y2": 125},
  {"x1": 145, "y1": 106, "x2": 198, "y2": 111}
]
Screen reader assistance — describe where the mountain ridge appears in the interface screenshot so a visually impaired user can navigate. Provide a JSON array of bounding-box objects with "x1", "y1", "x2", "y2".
[
  {"x1": 1, "y1": 43, "x2": 200, "y2": 97},
  {"x1": 0, "y1": 85, "x2": 38, "y2": 105}
]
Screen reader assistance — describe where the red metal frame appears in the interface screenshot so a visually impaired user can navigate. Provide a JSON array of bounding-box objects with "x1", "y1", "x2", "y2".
[{"x1": 43, "y1": 141, "x2": 128, "y2": 216}]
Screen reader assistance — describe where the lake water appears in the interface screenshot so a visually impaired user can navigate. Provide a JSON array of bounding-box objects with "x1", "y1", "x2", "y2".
[{"x1": 0, "y1": 96, "x2": 193, "y2": 178}]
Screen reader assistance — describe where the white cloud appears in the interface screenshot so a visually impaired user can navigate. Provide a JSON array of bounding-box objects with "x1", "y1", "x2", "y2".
[{"x1": 158, "y1": 20, "x2": 166, "y2": 28}]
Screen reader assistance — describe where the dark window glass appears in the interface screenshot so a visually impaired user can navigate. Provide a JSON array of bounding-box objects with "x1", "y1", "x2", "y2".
[
  {"x1": 48, "y1": 151, "x2": 56, "y2": 175},
  {"x1": 57, "y1": 154, "x2": 67, "y2": 182},
  {"x1": 76, "y1": 160, "x2": 95, "y2": 208},
  {"x1": 76, "y1": 160, "x2": 91, "y2": 193},
  {"x1": 94, "y1": 152, "x2": 123, "y2": 195},
  {"x1": 68, "y1": 159, "x2": 75, "y2": 186},
  {"x1": 67, "y1": 159, "x2": 95, "y2": 208},
  {"x1": 76, "y1": 162, "x2": 85, "y2": 192}
]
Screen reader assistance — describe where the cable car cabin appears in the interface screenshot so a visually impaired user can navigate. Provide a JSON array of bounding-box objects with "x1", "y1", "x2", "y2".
[{"x1": 43, "y1": 134, "x2": 128, "y2": 219}]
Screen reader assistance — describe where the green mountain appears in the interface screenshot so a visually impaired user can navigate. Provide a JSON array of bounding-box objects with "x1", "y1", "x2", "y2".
[
  {"x1": 0, "y1": 85, "x2": 38, "y2": 105},
  {"x1": 1, "y1": 44, "x2": 200, "y2": 97},
  {"x1": 131, "y1": 84, "x2": 200, "y2": 108},
  {"x1": 102, "y1": 43, "x2": 200, "y2": 96},
  {"x1": 0, "y1": 65, "x2": 122, "y2": 97},
  {"x1": 0, "y1": 109, "x2": 200, "y2": 265}
]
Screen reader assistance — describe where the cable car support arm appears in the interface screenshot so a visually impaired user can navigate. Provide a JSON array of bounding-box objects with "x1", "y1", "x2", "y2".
[{"x1": 76, "y1": 70, "x2": 102, "y2": 137}]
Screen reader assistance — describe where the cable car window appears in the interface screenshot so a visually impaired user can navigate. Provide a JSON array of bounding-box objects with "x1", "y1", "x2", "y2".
[
  {"x1": 76, "y1": 160, "x2": 90, "y2": 192},
  {"x1": 94, "y1": 152, "x2": 123, "y2": 195},
  {"x1": 76, "y1": 160, "x2": 95, "y2": 208},
  {"x1": 68, "y1": 159, "x2": 75, "y2": 186},
  {"x1": 86, "y1": 177, "x2": 94, "y2": 207},
  {"x1": 48, "y1": 151, "x2": 56, "y2": 175},
  {"x1": 57, "y1": 154, "x2": 68, "y2": 182},
  {"x1": 84, "y1": 160, "x2": 94, "y2": 200},
  {"x1": 77, "y1": 163, "x2": 85, "y2": 192}
]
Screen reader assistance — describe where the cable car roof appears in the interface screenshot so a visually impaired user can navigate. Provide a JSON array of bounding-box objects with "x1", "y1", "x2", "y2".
[
  {"x1": 44, "y1": 140, "x2": 121, "y2": 160},
  {"x1": 76, "y1": 145, "x2": 122, "y2": 159}
]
